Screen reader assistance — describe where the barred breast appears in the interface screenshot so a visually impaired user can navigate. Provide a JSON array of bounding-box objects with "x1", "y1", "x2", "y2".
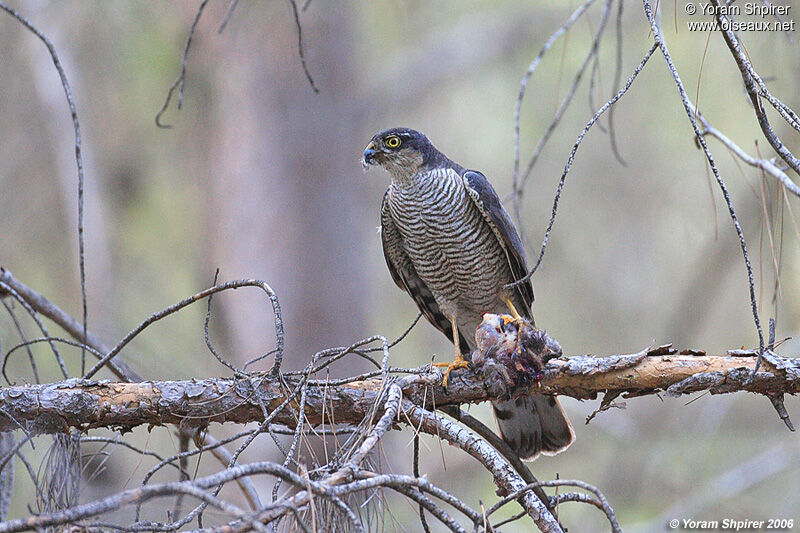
[{"x1": 386, "y1": 168, "x2": 514, "y2": 343}]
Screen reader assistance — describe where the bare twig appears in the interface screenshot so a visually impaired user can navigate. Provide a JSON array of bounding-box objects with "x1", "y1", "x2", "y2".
[
  {"x1": 512, "y1": 0, "x2": 598, "y2": 193},
  {"x1": 82, "y1": 279, "x2": 283, "y2": 380},
  {"x1": 2, "y1": 337, "x2": 102, "y2": 386},
  {"x1": 0, "y1": 432, "x2": 14, "y2": 521},
  {"x1": 693, "y1": 104, "x2": 800, "y2": 198},
  {"x1": 287, "y1": 0, "x2": 319, "y2": 93},
  {"x1": 508, "y1": 42, "x2": 658, "y2": 288},
  {"x1": 516, "y1": 0, "x2": 614, "y2": 195},
  {"x1": 641, "y1": 0, "x2": 766, "y2": 368},
  {"x1": 0, "y1": 281, "x2": 69, "y2": 380},
  {"x1": 486, "y1": 479, "x2": 620, "y2": 533},
  {"x1": 155, "y1": 0, "x2": 210, "y2": 128},
  {"x1": 405, "y1": 401, "x2": 562, "y2": 533},
  {"x1": 0, "y1": 2, "x2": 89, "y2": 374},
  {"x1": 0, "y1": 300, "x2": 40, "y2": 383},
  {"x1": 412, "y1": 434, "x2": 432, "y2": 533},
  {"x1": 440, "y1": 405, "x2": 551, "y2": 509},
  {"x1": 0, "y1": 268, "x2": 138, "y2": 382},
  {"x1": 708, "y1": 0, "x2": 800, "y2": 173},
  {"x1": 218, "y1": 0, "x2": 240, "y2": 33},
  {"x1": 0, "y1": 463, "x2": 281, "y2": 533},
  {"x1": 607, "y1": 0, "x2": 627, "y2": 165},
  {"x1": 512, "y1": 0, "x2": 615, "y2": 249},
  {"x1": 193, "y1": 431, "x2": 263, "y2": 511}
]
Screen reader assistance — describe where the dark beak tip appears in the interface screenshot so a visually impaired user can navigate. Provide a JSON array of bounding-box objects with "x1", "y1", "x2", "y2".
[{"x1": 362, "y1": 149, "x2": 381, "y2": 170}]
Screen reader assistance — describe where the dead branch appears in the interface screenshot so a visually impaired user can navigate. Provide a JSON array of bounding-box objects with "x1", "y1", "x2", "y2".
[
  {"x1": 708, "y1": 0, "x2": 800, "y2": 177},
  {"x1": 0, "y1": 268, "x2": 138, "y2": 383},
  {"x1": 641, "y1": 0, "x2": 767, "y2": 364},
  {"x1": 0, "y1": 346, "x2": 795, "y2": 435},
  {"x1": 155, "y1": 0, "x2": 211, "y2": 128},
  {"x1": 0, "y1": 2, "x2": 89, "y2": 374},
  {"x1": 694, "y1": 108, "x2": 800, "y2": 198},
  {"x1": 404, "y1": 400, "x2": 563, "y2": 533}
]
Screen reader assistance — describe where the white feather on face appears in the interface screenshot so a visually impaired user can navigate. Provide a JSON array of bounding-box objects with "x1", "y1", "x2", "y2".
[{"x1": 374, "y1": 148, "x2": 425, "y2": 182}]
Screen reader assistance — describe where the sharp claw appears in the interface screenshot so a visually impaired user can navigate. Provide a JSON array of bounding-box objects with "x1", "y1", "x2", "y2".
[{"x1": 433, "y1": 358, "x2": 470, "y2": 388}]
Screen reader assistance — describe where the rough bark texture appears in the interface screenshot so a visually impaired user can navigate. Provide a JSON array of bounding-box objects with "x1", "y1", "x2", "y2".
[{"x1": 1, "y1": 346, "x2": 796, "y2": 435}]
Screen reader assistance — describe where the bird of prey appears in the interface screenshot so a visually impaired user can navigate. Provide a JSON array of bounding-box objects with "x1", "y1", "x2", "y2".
[{"x1": 363, "y1": 127, "x2": 574, "y2": 459}]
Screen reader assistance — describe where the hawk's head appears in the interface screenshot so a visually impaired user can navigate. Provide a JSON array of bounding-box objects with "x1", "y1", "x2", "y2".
[{"x1": 363, "y1": 128, "x2": 451, "y2": 179}]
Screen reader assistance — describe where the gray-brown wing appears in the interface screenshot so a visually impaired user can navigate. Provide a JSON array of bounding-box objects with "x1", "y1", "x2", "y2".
[
  {"x1": 380, "y1": 191, "x2": 471, "y2": 353},
  {"x1": 462, "y1": 170, "x2": 534, "y2": 316}
]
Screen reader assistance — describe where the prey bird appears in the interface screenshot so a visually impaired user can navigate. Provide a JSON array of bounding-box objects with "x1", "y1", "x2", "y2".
[{"x1": 364, "y1": 127, "x2": 574, "y2": 459}]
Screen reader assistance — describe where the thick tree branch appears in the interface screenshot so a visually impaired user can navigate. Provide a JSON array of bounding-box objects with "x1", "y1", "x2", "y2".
[{"x1": 0, "y1": 346, "x2": 795, "y2": 435}]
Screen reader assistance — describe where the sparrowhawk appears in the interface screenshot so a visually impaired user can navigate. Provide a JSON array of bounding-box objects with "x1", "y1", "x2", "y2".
[{"x1": 363, "y1": 127, "x2": 574, "y2": 460}]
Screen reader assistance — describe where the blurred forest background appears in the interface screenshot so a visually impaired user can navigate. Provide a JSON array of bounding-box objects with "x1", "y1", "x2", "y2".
[{"x1": 1, "y1": 1, "x2": 799, "y2": 530}]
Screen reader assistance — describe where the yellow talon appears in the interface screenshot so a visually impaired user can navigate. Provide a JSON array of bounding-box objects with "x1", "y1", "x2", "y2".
[
  {"x1": 432, "y1": 316, "x2": 472, "y2": 387},
  {"x1": 433, "y1": 357, "x2": 470, "y2": 387}
]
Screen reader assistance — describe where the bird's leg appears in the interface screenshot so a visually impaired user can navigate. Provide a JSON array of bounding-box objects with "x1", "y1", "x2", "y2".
[
  {"x1": 432, "y1": 316, "x2": 470, "y2": 387},
  {"x1": 502, "y1": 296, "x2": 522, "y2": 324}
]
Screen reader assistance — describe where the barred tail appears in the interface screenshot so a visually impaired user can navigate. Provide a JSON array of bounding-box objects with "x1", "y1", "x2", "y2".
[{"x1": 492, "y1": 395, "x2": 574, "y2": 460}]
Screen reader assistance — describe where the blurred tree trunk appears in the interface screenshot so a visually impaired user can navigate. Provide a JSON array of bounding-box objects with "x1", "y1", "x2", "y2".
[{"x1": 205, "y1": 1, "x2": 369, "y2": 369}]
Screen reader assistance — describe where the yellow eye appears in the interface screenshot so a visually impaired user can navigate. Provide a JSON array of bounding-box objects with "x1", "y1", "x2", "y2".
[{"x1": 385, "y1": 136, "x2": 401, "y2": 148}]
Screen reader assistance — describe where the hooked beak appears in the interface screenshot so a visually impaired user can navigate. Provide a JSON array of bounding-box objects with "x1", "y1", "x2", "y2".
[{"x1": 363, "y1": 141, "x2": 380, "y2": 166}]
